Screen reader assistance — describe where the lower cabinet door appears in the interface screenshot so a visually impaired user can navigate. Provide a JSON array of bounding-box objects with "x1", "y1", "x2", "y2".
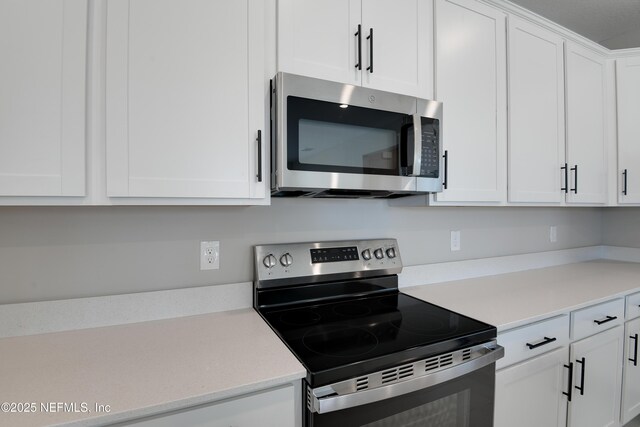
[
  {"x1": 622, "y1": 318, "x2": 640, "y2": 424},
  {"x1": 495, "y1": 346, "x2": 569, "y2": 427},
  {"x1": 568, "y1": 326, "x2": 623, "y2": 427},
  {"x1": 122, "y1": 385, "x2": 295, "y2": 427}
]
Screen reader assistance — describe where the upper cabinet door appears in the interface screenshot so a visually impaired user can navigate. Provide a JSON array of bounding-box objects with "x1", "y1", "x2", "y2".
[
  {"x1": 508, "y1": 17, "x2": 565, "y2": 203},
  {"x1": 432, "y1": 0, "x2": 506, "y2": 203},
  {"x1": 565, "y1": 42, "x2": 607, "y2": 205},
  {"x1": 617, "y1": 56, "x2": 640, "y2": 204},
  {"x1": 106, "y1": 0, "x2": 265, "y2": 200},
  {"x1": 277, "y1": 0, "x2": 361, "y2": 86},
  {"x1": 277, "y1": 0, "x2": 432, "y2": 98},
  {"x1": 0, "y1": 0, "x2": 87, "y2": 197},
  {"x1": 361, "y1": 0, "x2": 433, "y2": 98}
]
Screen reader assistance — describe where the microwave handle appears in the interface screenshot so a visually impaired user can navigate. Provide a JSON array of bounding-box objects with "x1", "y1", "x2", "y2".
[{"x1": 409, "y1": 114, "x2": 422, "y2": 177}]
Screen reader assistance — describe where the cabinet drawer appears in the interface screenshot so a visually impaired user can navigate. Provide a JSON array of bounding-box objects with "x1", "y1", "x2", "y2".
[
  {"x1": 627, "y1": 292, "x2": 640, "y2": 320},
  {"x1": 571, "y1": 299, "x2": 624, "y2": 341},
  {"x1": 497, "y1": 315, "x2": 569, "y2": 370}
]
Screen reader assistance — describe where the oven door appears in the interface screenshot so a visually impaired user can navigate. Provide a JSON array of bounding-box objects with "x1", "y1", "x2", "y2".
[{"x1": 305, "y1": 363, "x2": 496, "y2": 427}]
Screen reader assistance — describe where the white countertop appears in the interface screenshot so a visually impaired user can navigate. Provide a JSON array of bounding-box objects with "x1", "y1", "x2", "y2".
[
  {"x1": 4, "y1": 259, "x2": 640, "y2": 426},
  {"x1": 0, "y1": 308, "x2": 305, "y2": 427},
  {"x1": 404, "y1": 260, "x2": 640, "y2": 331}
]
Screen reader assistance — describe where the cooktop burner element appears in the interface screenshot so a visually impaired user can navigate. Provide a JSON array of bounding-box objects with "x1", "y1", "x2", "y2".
[{"x1": 303, "y1": 325, "x2": 379, "y2": 358}]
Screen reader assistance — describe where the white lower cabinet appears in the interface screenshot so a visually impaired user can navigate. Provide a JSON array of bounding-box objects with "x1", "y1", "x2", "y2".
[
  {"x1": 568, "y1": 326, "x2": 624, "y2": 427},
  {"x1": 622, "y1": 317, "x2": 640, "y2": 424},
  {"x1": 121, "y1": 385, "x2": 295, "y2": 427},
  {"x1": 495, "y1": 346, "x2": 569, "y2": 427}
]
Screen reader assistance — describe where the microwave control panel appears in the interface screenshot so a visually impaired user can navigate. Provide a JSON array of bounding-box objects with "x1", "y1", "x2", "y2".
[{"x1": 419, "y1": 120, "x2": 439, "y2": 178}]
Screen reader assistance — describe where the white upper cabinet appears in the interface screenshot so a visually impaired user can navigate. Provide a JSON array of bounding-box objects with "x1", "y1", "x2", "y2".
[
  {"x1": 277, "y1": 0, "x2": 432, "y2": 98},
  {"x1": 277, "y1": 0, "x2": 361, "y2": 87},
  {"x1": 432, "y1": 0, "x2": 506, "y2": 204},
  {"x1": 617, "y1": 56, "x2": 640, "y2": 204},
  {"x1": 508, "y1": 16, "x2": 565, "y2": 204},
  {"x1": 105, "y1": 0, "x2": 266, "y2": 201},
  {"x1": 565, "y1": 42, "x2": 607, "y2": 205},
  {"x1": 0, "y1": 0, "x2": 87, "y2": 197}
]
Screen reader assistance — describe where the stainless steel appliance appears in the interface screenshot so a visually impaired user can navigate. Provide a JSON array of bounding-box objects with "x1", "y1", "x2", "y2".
[
  {"x1": 254, "y1": 239, "x2": 504, "y2": 426},
  {"x1": 271, "y1": 73, "x2": 444, "y2": 198}
]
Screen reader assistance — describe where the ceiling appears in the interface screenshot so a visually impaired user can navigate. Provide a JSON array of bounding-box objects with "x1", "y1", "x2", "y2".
[{"x1": 509, "y1": 0, "x2": 640, "y2": 50}]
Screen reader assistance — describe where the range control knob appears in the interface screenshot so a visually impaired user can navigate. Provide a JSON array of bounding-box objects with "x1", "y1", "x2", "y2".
[
  {"x1": 263, "y1": 254, "x2": 277, "y2": 269},
  {"x1": 374, "y1": 248, "x2": 384, "y2": 260},
  {"x1": 361, "y1": 249, "x2": 372, "y2": 261},
  {"x1": 386, "y1": 247, "x2": 397, "y2": 259},
  {"x1": 280, "y1": 253, "x2": 293, "y2": 267}
]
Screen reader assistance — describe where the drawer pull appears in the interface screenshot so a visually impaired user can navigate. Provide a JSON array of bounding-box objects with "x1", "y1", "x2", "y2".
[
  {"x1": 563, "y1": 362, "x2": 573, "y2": 402},
  {"x1": 631, "y1": 334, "x2": 639, "y2": 367},
  {"x1": 525, "y1": 336, "x2": 557, "y2": 350},
  {"x1": 593, "y1": 315, "x2": 617, "y2": 325},
  {"x1": 575, "y1": 357, "x2": 586, "y2": 396}
]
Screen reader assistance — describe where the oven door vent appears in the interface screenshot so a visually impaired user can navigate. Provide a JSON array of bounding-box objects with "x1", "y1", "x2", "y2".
[
  {"x1": 355, "y1": 377, "x2": 369, "y2": 391},
  {"x1": 425, "y1": 352, "x2": 454, "y2": 372},
  {"x1": 462, "y1": 348, "x2": 472, "y2": 361},
  {"x1": 381, "y1": 364, "x2": 414, "y2": 384}
]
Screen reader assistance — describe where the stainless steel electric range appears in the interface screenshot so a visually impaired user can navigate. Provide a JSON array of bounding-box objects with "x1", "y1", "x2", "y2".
[{"x1": 254, "y1": 239, "x2": 504, "y2": 427}]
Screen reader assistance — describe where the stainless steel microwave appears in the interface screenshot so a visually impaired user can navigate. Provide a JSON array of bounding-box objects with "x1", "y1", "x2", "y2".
[{"x1": 270, "y1": 73, "x2": 444, "y2": 198}]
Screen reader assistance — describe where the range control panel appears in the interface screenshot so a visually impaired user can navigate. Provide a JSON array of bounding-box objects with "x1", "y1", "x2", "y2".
[{"x1": 254, "y1": 239, "x2": 402, "y2": 287}]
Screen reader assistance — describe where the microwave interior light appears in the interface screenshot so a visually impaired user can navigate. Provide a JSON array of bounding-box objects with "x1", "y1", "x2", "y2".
[{"x1": 339, "y1": 104, "x2": 349, "y2": 109}]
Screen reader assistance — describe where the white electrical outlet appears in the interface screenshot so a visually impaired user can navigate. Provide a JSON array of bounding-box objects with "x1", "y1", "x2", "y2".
[
  {"x1": 549, "y1": 226, "x2": 557, "y2": 243},
  {"x1": 200, "y1": 241, "x2": 220, "y2": 270},
  {"x1": 450, "y1": 231, "x2": 461, "y2": 251}
]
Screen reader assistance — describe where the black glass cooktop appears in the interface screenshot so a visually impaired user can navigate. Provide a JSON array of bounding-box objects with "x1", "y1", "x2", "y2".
[{"x1": 260, "y1": 292, "x2": 495, "y2": 386}]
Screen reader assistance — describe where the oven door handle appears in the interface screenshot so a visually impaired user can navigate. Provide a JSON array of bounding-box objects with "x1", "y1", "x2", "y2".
[{"x1": 309, "y1": 342, "x2": 504, "y2": 414}]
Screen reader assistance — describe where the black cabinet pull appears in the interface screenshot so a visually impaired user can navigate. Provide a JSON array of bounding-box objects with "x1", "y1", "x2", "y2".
[
  {"x1": 442, "y1": 150, "x2": 448, "y2": 190},
  {"x1": 623, "y1": 169, "x2": 628, "y2": 195},
  {"x1": 561, "y1": 163, "x2": 568, "y2": 193},
  {"x1": 366, "y1": 28, "x2": 373, "y2": 73},
  {"x1": 575, "y1": 357, "x2": 585, "y2": 395},
  {"x1": 256, "y1": 130, "x2": 262, "y2": 182},
  {"x1": 354, "y1": 25, "x2": 362, "y2": 70},
  {"x1": 526, "y1": 336, "x2": 557, "y2": 350},
  {"x1": 593, "y1": 315, "x2": 617, "y2": 325},
  {"x1": 631, "y1": 334, "x2": 639, "y2": 367},
  {"x1": 571, "y1": 165, "x2": 578, "y2": 194},
  {"x1": 563, "y1": 362, "x2": 573, "y2": 401}
]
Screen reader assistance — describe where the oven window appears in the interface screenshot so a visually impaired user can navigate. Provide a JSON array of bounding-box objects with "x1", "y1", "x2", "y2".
[
  {"x1": 360, "y1": 390, "x2": 470, "y2": 427},
  {"x1": 287, "y1": 96, "x2": 412, "y2": 175}
]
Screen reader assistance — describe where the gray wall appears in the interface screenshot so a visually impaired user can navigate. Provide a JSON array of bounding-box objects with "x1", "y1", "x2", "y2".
[
  {"x1": 603, "y1": 207, "x2": 640, "y2": 247},
  {"x1": 0, "y1": 201, "x2": 603, "y2": 304}
]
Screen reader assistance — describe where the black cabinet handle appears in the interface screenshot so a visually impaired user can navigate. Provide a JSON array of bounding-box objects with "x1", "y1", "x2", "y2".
[
  {"x1": 526, "y1": 336, "x2": 557, "y2": 350},
  {"x1": 575, "y1": 357, "x2": 585, "y2": 395},
  {"x1": 571, "y1": 165, "x2": 578, "y2": 194},
  {"x1": 631, "y1": 334, "x2": 639, "y2": 367},
  {"x1": 561, "y1": 163, "x2": 568, "y2": 193},
  {"x1": 623, "y1": 169, "x2": 628, "y2": 195},
  {"x1": 442, "y1": 150, "x2": 448, "y2": 190},
  {"x1": 354, "y1": 25, "x2": 362, "y2": 70},
  {"x1": 563, "y1": 362, "x2": 573, "y2": 401},
  {"x1": 256, "y1": 130, "x2": 262, "y2": 182},
  {"x1": 593, "y1": 315, "x2": 617, "y2": 325},
  {"x1": 366, "y1": 28, "x2": 373, "y2": 73}
]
